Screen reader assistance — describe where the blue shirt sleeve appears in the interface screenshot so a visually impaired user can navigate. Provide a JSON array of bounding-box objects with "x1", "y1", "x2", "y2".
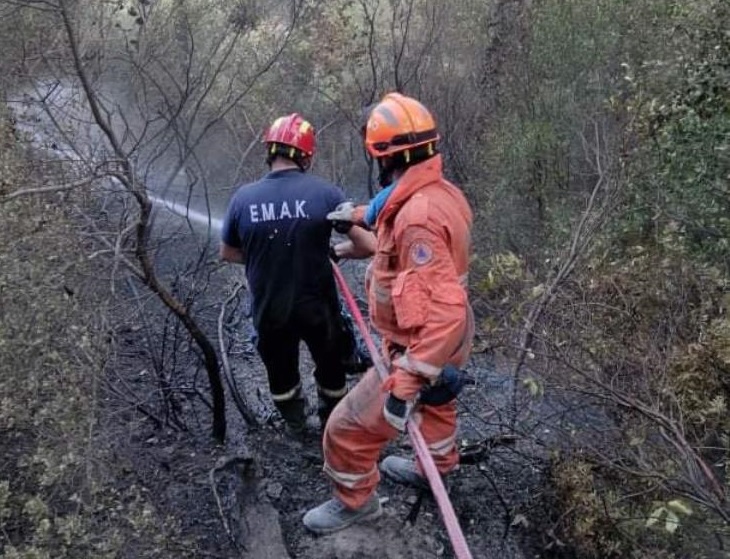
[
  {"x1": 365, "y1": 182, "x2": 395, "y2": 227},
  {"x1": 329, "y1": 185, "x2": 346, "y2": 211},
  {"x1": 221, "y1": 194, "x2": 242, "y2": 247}
]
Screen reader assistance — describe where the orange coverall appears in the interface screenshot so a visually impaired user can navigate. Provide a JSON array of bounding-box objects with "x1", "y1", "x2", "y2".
[{"x1": 323, "y1": 154, "x2": 474, "y2": 509}]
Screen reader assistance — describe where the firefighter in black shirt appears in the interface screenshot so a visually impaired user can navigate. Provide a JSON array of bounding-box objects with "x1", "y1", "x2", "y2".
[{"x1": 220, "y1": 114, "x2": 375, "y2": 434}]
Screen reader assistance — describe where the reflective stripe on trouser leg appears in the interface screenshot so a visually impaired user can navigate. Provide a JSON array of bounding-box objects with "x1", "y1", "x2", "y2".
[
  {"x1": 323, "y1": 367, "x2": 398, "y2": 510},
  {"x1": 271, "y1": 383, "x2": 306, "y2": 428},
  {"x1": 413, "y1": 400, "x2": 459, "y2": 475},
  {"x1": 317, "y1": 381, "x2": 348, "y2": 425},
  {"x1": 411, "y1": 305, "x2": 471, "y2": 475},
  {"x1": 271, "y1": 382, "x2": 303, "y2": 402},
  {"x1": 322, "y1": 464, "x2": 377, "y2": 489},
  {"x1": 317, "y1": 383, "x2": 348, "y2": 399}
]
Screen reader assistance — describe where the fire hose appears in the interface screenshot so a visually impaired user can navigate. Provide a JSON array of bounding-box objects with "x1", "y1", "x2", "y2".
[{"x1": 331, "y1": 261, "x2": 474, "y2": 559}]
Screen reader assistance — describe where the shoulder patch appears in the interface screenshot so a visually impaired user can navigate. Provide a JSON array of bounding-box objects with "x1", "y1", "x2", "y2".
[{"x1": 409, "y1": 241, "x2": 433, "y2": 266}]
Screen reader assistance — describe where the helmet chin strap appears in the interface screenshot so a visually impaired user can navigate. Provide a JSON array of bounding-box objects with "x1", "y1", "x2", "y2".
[
  {"x1": 266, "y1": 146, "x2": 310, "y2": 172},
  {"x1": 377, "y1": 157, "x2": 396, "y2": 187},
  {"x1": 376, "y1": 142, "x2": 439, "y2": 186},
  {"x1": 298, "y1": 156, "x2": 312, "y2": 172}
]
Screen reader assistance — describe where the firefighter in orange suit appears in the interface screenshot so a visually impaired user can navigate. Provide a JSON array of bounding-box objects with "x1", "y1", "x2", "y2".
[{"x1": 303, "y1": 93, "x2": 474, "y2": 534}]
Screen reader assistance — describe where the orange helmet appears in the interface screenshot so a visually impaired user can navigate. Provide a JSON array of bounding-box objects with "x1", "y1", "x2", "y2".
[
  {"x1": 364, "y1": 93, "x2": 439, "y2": 158},
  {"x1": 264, "y1": 113, "x2": 316, "y2": 157}
]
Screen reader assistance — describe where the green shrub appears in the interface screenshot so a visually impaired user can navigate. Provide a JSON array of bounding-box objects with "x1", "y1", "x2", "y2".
[{"x1": 0, "y1": 112, "x2": 195, "y2": 558}]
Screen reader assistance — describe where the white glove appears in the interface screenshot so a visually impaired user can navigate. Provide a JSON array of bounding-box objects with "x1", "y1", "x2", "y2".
[{"x1": 326, "y1": 201, "x2": 356, "y2": 222}]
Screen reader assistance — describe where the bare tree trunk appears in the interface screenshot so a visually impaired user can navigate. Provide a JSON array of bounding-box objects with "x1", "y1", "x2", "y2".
[{"x1": 59, "y1": 0, "x2": 226, "y2": 441}]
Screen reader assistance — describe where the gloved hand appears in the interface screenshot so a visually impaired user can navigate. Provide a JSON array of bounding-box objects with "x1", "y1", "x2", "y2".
[
  {"x1": 419, "y1": 365, "x2": 474, "y2": 406},
  {"x1": 328, "y1": 245, "x2": 340, "y2": 263},
  {"x1": 327, "y1": 202, "x2": 355, "y2": 234},
  {"x1": 383, "y1": 394, "x2": 413, "y2": 431},
  {"x1": 382, "y1": 368, "x2": 423, "y2": 431}
]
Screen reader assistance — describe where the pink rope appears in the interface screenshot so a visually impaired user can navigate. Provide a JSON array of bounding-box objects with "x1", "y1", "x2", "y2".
[{"x1": 332, "y1": 262, "x2": 474, "y2": 559}]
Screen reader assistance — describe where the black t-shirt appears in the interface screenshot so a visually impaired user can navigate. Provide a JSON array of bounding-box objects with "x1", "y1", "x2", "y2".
[{"x1": 221, "y1": 169, "x2": 346, "y2": 331}]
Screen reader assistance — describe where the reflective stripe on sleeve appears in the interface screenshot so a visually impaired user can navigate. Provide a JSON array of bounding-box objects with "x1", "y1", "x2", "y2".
[
  {"x1": 371, "y1": 278, "x2": 391, "y2": 303},
  {"x1": 393, "y1": 354, "x2": 441, "y2": 379},
  {"x1": 323, "y1": 463, "x2": 377, "y2": 489}
]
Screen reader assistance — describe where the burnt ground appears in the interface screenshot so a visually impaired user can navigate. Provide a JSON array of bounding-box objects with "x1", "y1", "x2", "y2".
[
  {"x1": 8, "y1": 96, "x2": 555, "y2": 558},
  {"x1": 96, "y1": 220, "x2": 551, "y2": 559},
  {"x1": 9, "y1": 3, "x2": 554, "y2": 554}
]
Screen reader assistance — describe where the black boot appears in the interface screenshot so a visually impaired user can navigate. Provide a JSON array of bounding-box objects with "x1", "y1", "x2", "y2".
[
  {"x1": 273, "y1": 388, "x2": 307, "y2": 436},
  {"x1": 317, "y1": 387, "x2": 347, "y2": 427}
]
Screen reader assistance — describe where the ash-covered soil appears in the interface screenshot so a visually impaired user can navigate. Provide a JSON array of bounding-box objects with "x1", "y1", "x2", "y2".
[{"x1": 98, "y1": 223, "x2": 549, "y2": 559}]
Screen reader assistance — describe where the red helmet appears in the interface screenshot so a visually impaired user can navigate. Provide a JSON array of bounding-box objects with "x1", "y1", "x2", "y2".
[{"x1": 263, "y1": 113, "x2": 316, "y2": 157}]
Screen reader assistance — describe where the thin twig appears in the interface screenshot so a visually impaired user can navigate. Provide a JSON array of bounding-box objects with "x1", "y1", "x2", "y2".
[
  {"x1": 218, "y1": 281, "x2": 258, "y2": 428},
  {"x1": 1, "y1": 176, "x2": 96, "y2": 202},
  {"x1": 510, "y1": 120, "x2": 613, "y2": 426}
]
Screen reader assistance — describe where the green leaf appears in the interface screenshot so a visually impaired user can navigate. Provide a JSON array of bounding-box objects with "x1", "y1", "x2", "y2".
[
  {"x1": 628, "y1": 435, "x2": 644, "y2": 446},
  {"x1": 510, "y1": 513, "x2": 529, "y2": 528},
  {"x1": 530, "y1": 284, "x2": 545, "y2": 299},
  {"x1": 522, "y1": 377, "x2": 543, "y2": 398},
  {"x1": 664, "y1": 509, "x2": 680, "y2": 533},
  {"x1": 646, "y1": 506, "x2": 665, "y2": 527},
  {"x1": 667, "y1": 499, "x2": 693, "y2": 516}
]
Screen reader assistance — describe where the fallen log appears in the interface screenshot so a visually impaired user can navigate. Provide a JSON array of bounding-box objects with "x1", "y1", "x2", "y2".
[{"x1": 211, "y1": 455, "x2": 291, "y2": 558}]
